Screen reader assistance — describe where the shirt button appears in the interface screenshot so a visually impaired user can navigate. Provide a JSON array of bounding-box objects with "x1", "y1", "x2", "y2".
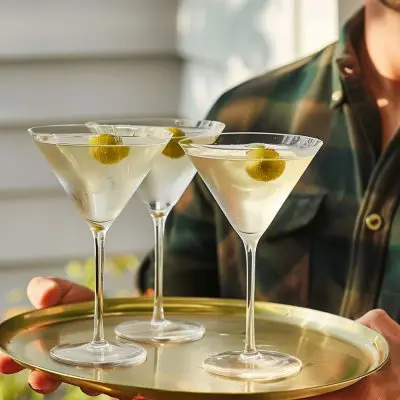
[
  {"x1": 365, "y1": 213, "x2": 383, "y2": 232},
  {"x1": 343, "y1": 66, "x2": 354, "y2": 75},
  {"x1": 331, "y1": 90, "x2": 343, "y2": 102}
]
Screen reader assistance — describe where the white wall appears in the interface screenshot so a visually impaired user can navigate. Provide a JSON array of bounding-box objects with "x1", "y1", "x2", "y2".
[
  {"x1": 338, "y1": 0, "x2": 363, "y2": 26},
  {"x1": 0, "y1": 0, "x2": 178, "y2": 59},
  {"x1": 0, "y1": 0, "x2": 180, "y2": 313}
]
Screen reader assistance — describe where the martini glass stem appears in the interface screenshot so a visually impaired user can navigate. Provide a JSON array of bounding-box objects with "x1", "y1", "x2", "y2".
[
  {"x1": 151, "y1": 214, "x2": 167, "y2": 325},
  {"x1": 242, "y1": 238, "x2": 260, "y2": 357},
  {"x1": 92, "y1": 228, "x2": 108, "y2": 345}
]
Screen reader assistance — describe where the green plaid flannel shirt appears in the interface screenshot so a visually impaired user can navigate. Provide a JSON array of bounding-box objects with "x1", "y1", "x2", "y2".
[{"x1": 139, "y1": 7, "x2": 400, "y2": 322}]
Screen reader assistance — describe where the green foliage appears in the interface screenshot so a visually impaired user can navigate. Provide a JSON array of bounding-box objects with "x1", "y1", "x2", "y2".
[
  {"x1": 0, "y1": 372, "x2": 42, "y2": 400},
  {"x1": 65, "y1": 255, "x2": 139, "y2": 293},
  {"x1": 1, "y1": 254, "x2": 139, "y2": 400},
  {"x1": 0, "y1": 373, "x2": 111, "y2": 400}
]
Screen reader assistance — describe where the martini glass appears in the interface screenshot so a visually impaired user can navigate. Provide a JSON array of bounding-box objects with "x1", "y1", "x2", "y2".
[
  {"x1": 28, "y1": 124, "x2": 171, "y2": 367},
  {"x1": 88, "y1": 118, "x2": 225, "y2": 343},
  {"x1": 180, "y1": 132, "x2": 323, "y2": 380}
]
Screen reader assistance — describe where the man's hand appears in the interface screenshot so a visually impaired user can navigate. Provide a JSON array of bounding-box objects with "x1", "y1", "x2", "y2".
[
  {"x1": 0, "y1": 277, "x2": 96, "y2": 396},
  {"x1": 313, "y1": 309, "x2": 399, "y2": 399}
]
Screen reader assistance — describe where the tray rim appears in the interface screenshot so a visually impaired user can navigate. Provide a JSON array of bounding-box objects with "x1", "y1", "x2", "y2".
[{"x1": 0, "y1": 297, "x2": 390, "y2": 400}]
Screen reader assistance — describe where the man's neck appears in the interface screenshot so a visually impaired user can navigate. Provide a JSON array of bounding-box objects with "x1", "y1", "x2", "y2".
[
  {"x1": 362, "y1": 0, "x2": 400, "y2": 146},
  {"x1": 364, "y1": 0, "x2": 400, "y2": 93}
]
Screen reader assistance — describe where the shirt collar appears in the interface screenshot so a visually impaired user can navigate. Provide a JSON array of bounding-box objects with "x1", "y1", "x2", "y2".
[{"x1": 330, "y1": 7, "x2": 366, "y2": 109}]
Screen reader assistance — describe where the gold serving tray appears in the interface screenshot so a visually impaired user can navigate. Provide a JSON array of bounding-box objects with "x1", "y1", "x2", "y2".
[{"x1": 0, "y1": 298, "x2": 389, "y2": 400}]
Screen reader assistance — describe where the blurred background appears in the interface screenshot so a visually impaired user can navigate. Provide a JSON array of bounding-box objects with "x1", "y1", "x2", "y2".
[{"x1": 0, "y1": 0, "x2": 361, "y2": 398}]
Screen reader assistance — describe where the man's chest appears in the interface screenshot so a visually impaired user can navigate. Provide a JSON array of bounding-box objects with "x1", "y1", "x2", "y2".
[{"x1": 213, "y1": 106, "x2": 400, "y2": 320}]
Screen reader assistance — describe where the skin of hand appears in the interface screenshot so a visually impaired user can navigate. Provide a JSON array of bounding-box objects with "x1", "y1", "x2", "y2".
[{"x1": 311, "y1": 309, "x2": 400, "y2": 400}]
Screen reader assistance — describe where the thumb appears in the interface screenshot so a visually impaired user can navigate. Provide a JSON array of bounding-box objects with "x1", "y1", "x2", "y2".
[
  {"x1": 357, "y1": 309, "x2": 399, "y2": 339},
  {"x1": 27, "y1": 277, "x2": 94, "y2": 309}
]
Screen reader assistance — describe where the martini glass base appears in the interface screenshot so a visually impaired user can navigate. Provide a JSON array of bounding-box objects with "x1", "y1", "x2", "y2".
[
  {"x1": 50, "y1": 341, "x2": 147, "y2": 368},
  {"x1": 203, "y1": 350, "x2": 302, "y2": 381},
  {"x1": 115, "y1": 319, "x2": 205, "y2": 344}
]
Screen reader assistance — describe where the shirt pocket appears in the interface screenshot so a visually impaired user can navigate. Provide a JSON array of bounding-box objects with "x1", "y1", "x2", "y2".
[
  {"x1": 265, "y1": 190, "x2": 326, "y2": 239},
  {"x1": 256, "y1": 190, "x2": 326, "y2": 306}
]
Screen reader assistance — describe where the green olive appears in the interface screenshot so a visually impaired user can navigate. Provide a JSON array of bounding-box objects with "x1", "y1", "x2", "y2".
[
  {"x1": 245, "y1": 147, "x2": 286, "y2": 182},
  {"x1": 162, "y1": 127, "x2": 186, "y2": 159},
  {"x1": 89, "y1": 134, "x2": 129, "y2": 164}
]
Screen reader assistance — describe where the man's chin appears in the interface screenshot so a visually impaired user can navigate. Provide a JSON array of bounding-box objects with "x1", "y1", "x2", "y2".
[{"x1": 379, "y1": 0, "x2": 400, "y2": 12}]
